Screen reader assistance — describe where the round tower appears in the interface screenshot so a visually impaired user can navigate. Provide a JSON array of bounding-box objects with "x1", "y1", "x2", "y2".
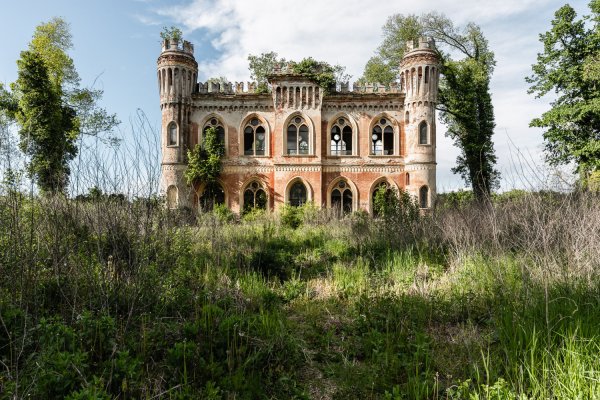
[
  {"x1": 400, "y1": 37, "x2": 440, "y2": 208},
  {"x1": 157, "y1": 37, "x2": 198, "y2": 208}
]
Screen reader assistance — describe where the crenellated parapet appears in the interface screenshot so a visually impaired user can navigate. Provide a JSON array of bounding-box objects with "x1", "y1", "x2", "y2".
[
  {"x1": 196, "y1": 81, "x2": 262, "y2": 94},
  {"x1": 400, "y1": 37, "x2": 440, "y2": 104}
]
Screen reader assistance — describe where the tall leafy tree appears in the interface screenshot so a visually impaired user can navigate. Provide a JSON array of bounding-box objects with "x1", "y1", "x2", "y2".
[
  {"x1": 424, "y1": 14, "x2": 499, "y2": 199},
  {"x1": 526, "y1": 1, "x2": 600, "y2": 184},
  {"x1": 361, "y1": 14, "x2": 422, "y2": 84},
  {"x1": 13, "y1": 51, "x2": 78, "y2": 193},
  {"x1": 361, "y1": 13, "x2": 499, "y2": 199},
  {"x1": 1, "y1": 17, "x2": 119, "y2": 194}
]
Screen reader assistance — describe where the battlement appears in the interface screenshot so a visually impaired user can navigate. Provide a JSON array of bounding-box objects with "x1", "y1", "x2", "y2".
[
  {"x1": 196, "y1": 81, "x2": 260, "y2": 94},
  {"x1": 194, "y1": 80, "x2": 402, "y2": 95},
  {"x1": 405, "y1": 37, "x2": 436, "y2": 53},
  {"x1": 161, "y1": 38, "x2": 194, "y2": 55}
]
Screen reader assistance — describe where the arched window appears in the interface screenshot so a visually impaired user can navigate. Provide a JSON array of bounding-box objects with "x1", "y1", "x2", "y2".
[
  {"x1": 406, "y1": 173, "x2": 410, "y2": 186},
  {"x1": 203, "y1": 117, "x2": 225, "y2": 145},
  {"x1": 405, "y1": 111, "x2": 410, "y2": 125},
  {"x1": 244, "y1": 117, "x2": 266, "y2": 156},
  {"x1": 289, "y1": 181, "x2": 307, "y2": 207},
  {"x1": 371, "y1": 117, "x2": 394, "y2": 155},
  {"x1": 419, "y1": 185, "x2": 429, "y2": 208},
  {"x1": 331, "y1": 180, "x2": 353, "y2": 215},
  {"x1": 166, "y1": 185, "x2": 178, "y2": 209},
  {"x1": 243, "y1": 181, "x2": 267, "y2": 213},
  {"x1": 198, "y1": 183, "x2": 225, "y2": 212},
  {"x1": 286, "y1": 116, "x2": 309, "y2": 155},
  {"x1": 167, "y1": 122, "x2": 177, "y2": 146},
  {"x1": 419, "y1": 121, "x2": 429, "y2": 145},
  {"x1": 330, "y1": 117, "x2": 353, "y2": 156}
]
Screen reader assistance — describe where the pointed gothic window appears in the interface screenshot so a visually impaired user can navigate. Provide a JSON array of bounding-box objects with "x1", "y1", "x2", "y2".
[
  {"x1": 286, "y1": 116, "x2": 309, "y2": 155},
  {"x1": 243, "y1": 181, "x2": 268, "y2": 213},
  {"x1": 289, "y1": 181, "x2": 308, "y2": 207},
  {"x1": 419, "y1": 185, "x2": 429, "y2": 208},
  {"x1": 419, "y1": 121, "x2": 429, "y2": 145},
  {"x1": 167, "y1": 122, "x2": 177, "y2": 146},
  {"x1": 243, "y1": 117, "x2": 266, "y2": 156},
  {"x1": 371, "y1": 118, "x2": 394, "y2": 155},
  {"x1": 203, "y1": 117, "x2": 225, "y2": 145},
  {"x1": 331, "y1": 180, "x2": 353, "y2": 216},
  {"x1": 330, "y1": 117, "x2": 353, "y2": 156}
]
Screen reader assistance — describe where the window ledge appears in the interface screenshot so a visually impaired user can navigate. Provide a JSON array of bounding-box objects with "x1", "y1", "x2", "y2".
[
  {"x1": 282, "y1": 154, "x2": 317, "y2": 158},
  {"x1": 327, "y1": 155, "x2": 360, "y2": 158},
  {"x1": 166, "y1": 144, "x2": 179, "y2": 148},
  {"x1": 418, "y1": 144, "x2": 432, "y2": 147}
]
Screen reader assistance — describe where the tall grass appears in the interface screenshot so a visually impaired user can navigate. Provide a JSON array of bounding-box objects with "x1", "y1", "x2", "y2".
[{"x1": 1, "y1": 112, "x2": 599, "y2": 398}]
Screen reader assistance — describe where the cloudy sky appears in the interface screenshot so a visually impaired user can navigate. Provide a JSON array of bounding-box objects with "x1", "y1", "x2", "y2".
[{"x1": 0, "y1": 0, "x2": 590, "y2": 191}]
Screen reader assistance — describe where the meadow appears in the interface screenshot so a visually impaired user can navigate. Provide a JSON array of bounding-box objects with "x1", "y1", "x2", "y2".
[{"x1": 1, "y1": 186, "x2": 599, "y2": 399}]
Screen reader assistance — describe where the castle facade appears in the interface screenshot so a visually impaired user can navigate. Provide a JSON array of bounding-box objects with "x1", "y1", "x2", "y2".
[{"x1": 157, "y1": 38, "x2": 440, "y2": 214}]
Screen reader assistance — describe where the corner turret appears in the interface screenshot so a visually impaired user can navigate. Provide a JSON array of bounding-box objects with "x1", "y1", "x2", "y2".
[
  {"x1": 157, "y1": 37, "x2": 199, "y2": 208},
  {"x1": 400, "y1": 37, "x2": 441, "y2": 209}
]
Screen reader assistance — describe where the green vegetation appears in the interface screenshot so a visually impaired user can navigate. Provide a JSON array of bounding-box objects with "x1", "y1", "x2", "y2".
[
  {"x1": 526, "y1": 1, "x2": 600, "y2": 185},
  {"x1": 0, "y1": 17, "x2": 118, "y2": 194},
  {"x1": 160, "y1": 26, "x2": 183, "y2": 42},
  {"x1": 247, "y1": 52, "x2": 350, "y2": 94},
  {"x1": 1, "y1": 187, "x2": 599, "y2": 398},
  {"x1": 361, "y1": 13, "x2": 499, "y2": 200}
]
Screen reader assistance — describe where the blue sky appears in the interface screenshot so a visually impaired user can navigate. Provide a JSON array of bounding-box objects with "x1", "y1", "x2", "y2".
[{"x1": 0, "y1": 0, "x2": 590, "y2": 192}]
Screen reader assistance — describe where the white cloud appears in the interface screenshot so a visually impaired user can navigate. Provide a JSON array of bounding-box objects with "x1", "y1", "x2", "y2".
[{"x1": 148, "y1": 0, "x2": 568, "y2": 191}]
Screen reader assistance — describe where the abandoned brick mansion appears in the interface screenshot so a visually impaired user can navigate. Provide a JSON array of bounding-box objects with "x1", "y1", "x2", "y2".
[{"x1": 157, "y1": 37, "x2": 440, "y2": 214}]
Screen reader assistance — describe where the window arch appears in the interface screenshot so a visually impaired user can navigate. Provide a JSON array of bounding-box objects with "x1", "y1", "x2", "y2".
[
  {"x1": 288, "y1": 181, "x2": 308, "y2": 207},
  {"x1": 330, "y1": 117, "x2": 353, "y2": 156},
  {"x1": 166, "y1": 185, "x2": 178, "y2": 209},
  {"x1": 243, "y1": 117, "x2": 266, "y2": 156},
  {"x1": 419, "y1": 185, "x2": 429, "y2": 208},
  {"x1": 331, "y1": 179, "x2": 353, "y2": 216},
  {"x1": 167, "y1": 122, "x2": 178, "y2": 146},
  {"x1": 243, "y1": 181, "x2": 268, "y2": 213},
  {"x1": 419, "y1": 121, "x2": 429, "y2": 145},
  {"x1": 198, "y1": 183, "x2": 225, "y2": 212},
  {"x1": 203, "y1": 117, "x2": 225, "y2": 145},
  {"x1": 371, "y1": 117, "x2": 394, "y2": 155},
  {"x1": 286, "y1": 115, "x2": 310, "y2": 155}
]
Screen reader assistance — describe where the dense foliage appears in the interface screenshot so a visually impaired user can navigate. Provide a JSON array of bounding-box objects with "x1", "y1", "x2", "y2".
[
  {"x1": 0, "y1": 18, "x2": 118, "y2": 194},
  {"x1": 526, "y1": 1, "x2": 600, "y2": 184},
  {"x1": 247, "y1": 52, "x2": 349, "y2": 94},
  {"x1": 185, "y1": 126, "x2": 225, "y2": 205}
]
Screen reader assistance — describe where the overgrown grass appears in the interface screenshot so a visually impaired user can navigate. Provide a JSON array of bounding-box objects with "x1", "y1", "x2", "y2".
[{"x1": 0, "y1": 190, "x2": 599, "y2": 399}]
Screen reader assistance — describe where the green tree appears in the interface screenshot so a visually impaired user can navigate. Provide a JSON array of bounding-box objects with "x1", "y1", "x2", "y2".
[
  {"x1": 0, "y1": 17, "x2": 119, "y2": 194},
  {"x1": 248, "y1": 51, "x2": 287, "y2": 93},
  {"x1": 13, "y1": 51, "x2": 79, "y2": 193},
  {"x1": 526, "y1": 1, "x2": 600, "y2": 184},
  {"x1": 185, "y1": 126, "x2": 225, "y2": 207},
  {"x1": 361, "y1": 13, "x2": 499, "y2": 200},
  {"x1": 360, "y1": 14, "x2": 422, "y2": 83}
]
